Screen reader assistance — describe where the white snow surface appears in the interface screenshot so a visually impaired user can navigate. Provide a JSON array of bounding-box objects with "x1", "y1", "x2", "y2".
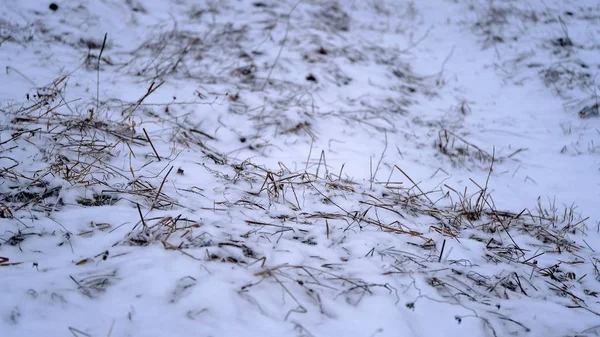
[{"x1": 1, "y1": 0, "x2": 600, "y2": 336}]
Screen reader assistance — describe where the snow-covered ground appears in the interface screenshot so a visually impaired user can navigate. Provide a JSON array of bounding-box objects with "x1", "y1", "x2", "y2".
[{"x1": 1, "y1": 1, "x2": 599, "y2": 336}]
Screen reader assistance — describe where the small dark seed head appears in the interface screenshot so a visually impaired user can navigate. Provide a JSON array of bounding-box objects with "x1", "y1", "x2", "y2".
[
  {"x1": 49, "y1": 3, "x2": 58, "y2": 11},
  {"x1": 306, "y1": 74, "x2": 317, "y2": 82}
]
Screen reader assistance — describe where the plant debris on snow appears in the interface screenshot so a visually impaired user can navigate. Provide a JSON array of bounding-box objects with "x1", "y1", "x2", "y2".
[{"x1": 1, "y1": 1, "x2": 599, "y2": 337}]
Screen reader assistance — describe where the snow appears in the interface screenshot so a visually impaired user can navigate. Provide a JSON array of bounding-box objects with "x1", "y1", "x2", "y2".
[{"x1": 1, "y1": 0, "x2": 599, "y2": 336}]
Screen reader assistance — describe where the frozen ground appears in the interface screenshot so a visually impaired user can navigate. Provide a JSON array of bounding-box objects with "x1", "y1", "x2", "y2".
[{"x1": 1, "y1": 0, "x2": 599, "y2": 336}]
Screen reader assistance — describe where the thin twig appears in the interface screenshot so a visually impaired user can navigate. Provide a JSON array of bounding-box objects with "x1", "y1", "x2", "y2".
[
  {"x1": 261, "y1": 0, "x2": 303, "y2": 91},
  {"x1": 439, "y1": 239, "x2": 446, "y2": 263},
  {"x1": 136, "y1": 203, "x2": 147, "y2": 230},
  {"x1": 143, "y1": 128, "x2": 161, "y2": 161},
  {"x1": 394, "y1": 165, "x2": 434, "y2": 204},
  {"x1": 151, "y1": 166, "x2": 174, "y2": 211},
  {"x1": 97, "y1": 33, "x2": 108, "y2": 113}
]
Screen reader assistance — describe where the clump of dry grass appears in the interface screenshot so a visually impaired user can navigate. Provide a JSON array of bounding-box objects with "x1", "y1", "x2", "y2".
[
  {"x1": 124, "y1": 17, "x2": 255, "y2": 84},
  {"x1": 433, "y1": 129, "x2": 526, "y2": 170},
  {"x1": 435, "y1": 129, "x2": 498, "y2": 168},
  {"x1": 469, "y1": 1, "x2": 542, "y2": 50},
  {"x1": 69, "y1": 270, "x2": 118, "y2": 299},
  {"x1": 0, "y1": 18, "x2": 35, "y2": 46},
  {"x1": 541, "y1": 62, "x2": 595, "y2": 98},
  {"x1": 0, "y1": 71, "x2": 190, "y2": 226}
]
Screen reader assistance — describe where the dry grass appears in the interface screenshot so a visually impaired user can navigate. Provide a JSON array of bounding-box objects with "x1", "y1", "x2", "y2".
[
  {"x1": 467, "y1": 0, "x2": 600, "y2": 119},
  {"x1": 114, "y1": 145, "x2": 598, "y2": 327},
  {"x1": 1, "y1": 1, "x2": 599, "y2": 335}
]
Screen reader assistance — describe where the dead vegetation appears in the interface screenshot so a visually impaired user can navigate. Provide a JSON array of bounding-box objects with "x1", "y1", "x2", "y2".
[
  {"x1": 435, "y1": 129, "x2": 499, "y2": 168},
  {"x1": 541, "y1": 61, "x2": 596, "y2": 99},
  {"x1": 1, "y1": 1, "x2": 599, "y2": 335},
  {"x1": 4, "y1": 77, "x2": 595, "y2": 329},
  {"x1": 466, "y1": 0, "x2": 600, "y2": 117},
  {"x1": 104, "y1": 145, "x2": 600, "y2": 332}
]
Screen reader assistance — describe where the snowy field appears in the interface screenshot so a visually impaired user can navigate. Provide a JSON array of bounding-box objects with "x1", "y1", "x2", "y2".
[{"x1": 1, "y1": 0, "x2": 600, "y2": 336}]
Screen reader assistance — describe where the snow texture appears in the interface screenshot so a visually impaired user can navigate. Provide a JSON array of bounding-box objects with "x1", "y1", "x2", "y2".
[{"x1": 1, "y1": 1, "x2": 599, "y2": 336}]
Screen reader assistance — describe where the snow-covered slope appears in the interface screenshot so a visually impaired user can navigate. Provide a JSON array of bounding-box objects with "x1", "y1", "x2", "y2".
[{"x1": 1, "y1": 1, "x2": 599, "y2": 336}]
